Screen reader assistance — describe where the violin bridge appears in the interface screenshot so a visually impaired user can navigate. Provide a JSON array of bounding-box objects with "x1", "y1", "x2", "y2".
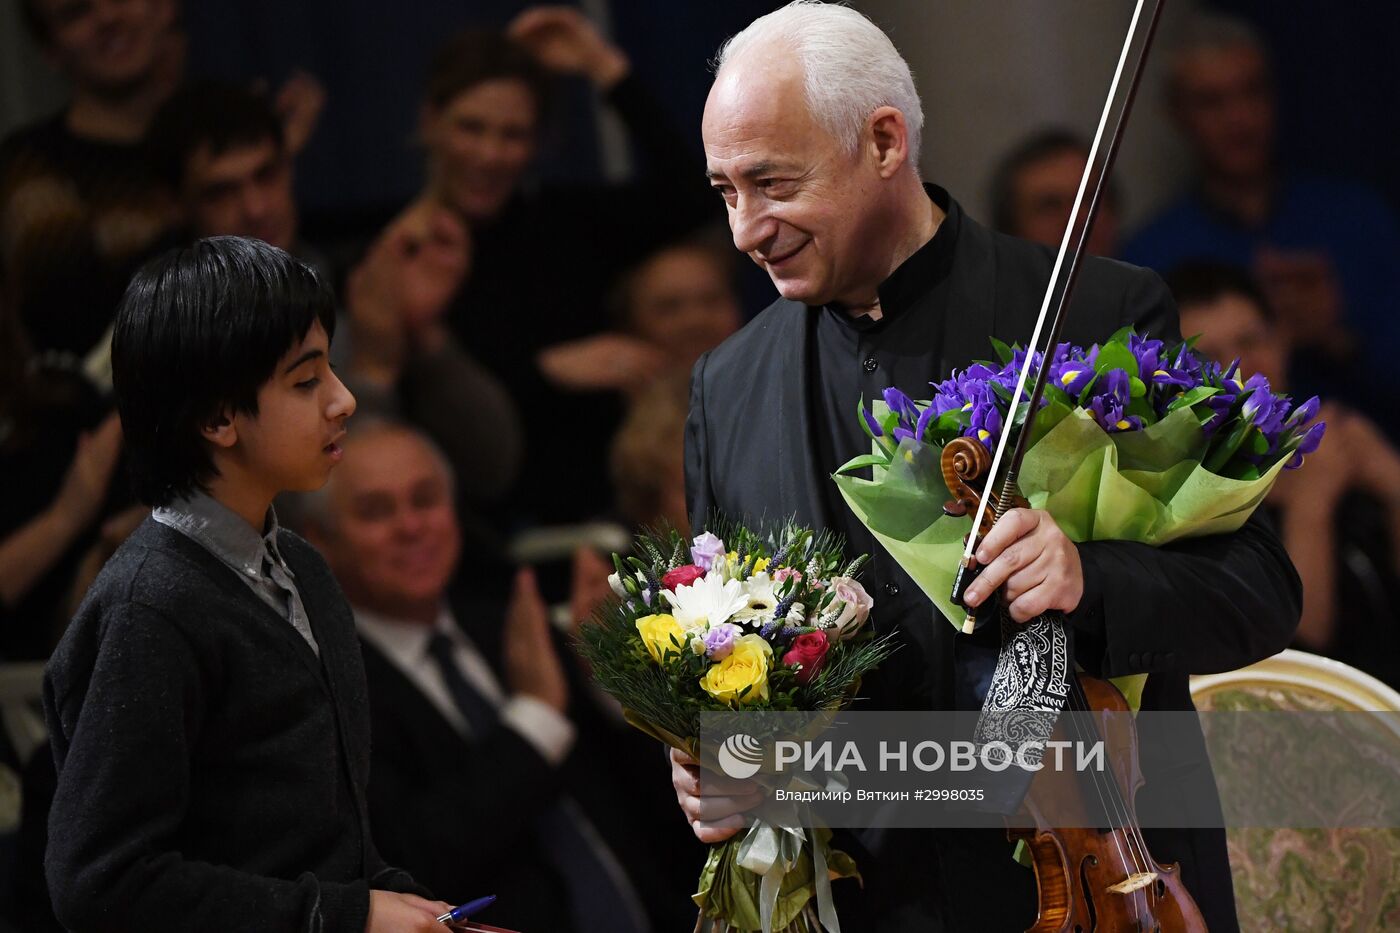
[{"x1": 1107, "y1": 871, "x2": 1158, "y2": 895}]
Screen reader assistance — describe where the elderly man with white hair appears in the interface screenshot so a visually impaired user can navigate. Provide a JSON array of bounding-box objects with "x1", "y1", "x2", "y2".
[{"x1": 674, "y1": 3, "x2": 1300, "y2": 930}]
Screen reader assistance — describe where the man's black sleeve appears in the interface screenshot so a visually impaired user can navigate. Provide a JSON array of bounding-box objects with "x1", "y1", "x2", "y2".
[{"x1": 685, "y1": 350, "x2": 717, "y2": 529}]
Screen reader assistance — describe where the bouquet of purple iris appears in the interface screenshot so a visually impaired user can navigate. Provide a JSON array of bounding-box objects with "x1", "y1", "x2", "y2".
[
  {"x1": 834, "y1": 327, "x2": 1324, "y2": 707},
  {"x1": 865, "y1": 328, "x2": 1323, "y2": 481}
]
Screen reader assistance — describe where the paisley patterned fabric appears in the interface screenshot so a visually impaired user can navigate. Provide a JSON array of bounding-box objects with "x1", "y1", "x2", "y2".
[{"x1": 973, "y1": 609, "x2": 1072, "y2": 768}]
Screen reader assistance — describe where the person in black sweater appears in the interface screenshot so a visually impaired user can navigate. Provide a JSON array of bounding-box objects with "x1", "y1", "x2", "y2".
[{"x1": 42, "y1": 237, "x2": 455, "y2": 932}]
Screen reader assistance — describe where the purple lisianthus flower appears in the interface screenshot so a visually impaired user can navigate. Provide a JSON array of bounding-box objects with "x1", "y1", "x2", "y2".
[
  {"x1": 690, "y1": 532, "x2": 725, "y2": 572},
  {"x1": 703, "y1": 623, "x2": 742, "y2": 660}
]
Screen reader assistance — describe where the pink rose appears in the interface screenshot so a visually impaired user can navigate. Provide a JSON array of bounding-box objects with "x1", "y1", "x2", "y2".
[
  {"x1": 782, "y1": 631, "x2": 831, "y2": 685},
  {"x1": 827, "y1": 577, "x2": 873, "y2": 640},
  {"x1": 773, "y1": 567, "x2": 803, "y2": 584},
  {"x1": 662, "y1": 564, "x2": 706, "y2": 591}
]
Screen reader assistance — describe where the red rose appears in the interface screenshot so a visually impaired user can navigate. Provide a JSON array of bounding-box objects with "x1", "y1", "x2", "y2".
[
  {"x1": 662, "y1": 564, "x2": 706, "y2": 591},
  {"x1": 782, "y1": 631, "x2": 831, "y2": 685}
]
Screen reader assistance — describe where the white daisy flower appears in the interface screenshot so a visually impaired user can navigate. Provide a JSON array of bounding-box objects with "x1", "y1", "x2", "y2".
[{"x1": 661, "y1": 572, "x2": 749, "y2": 633}]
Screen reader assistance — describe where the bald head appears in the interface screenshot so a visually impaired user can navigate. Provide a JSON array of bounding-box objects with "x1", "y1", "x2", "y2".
[{"x1": 307, "y1": 420, "x2": 461, "y2": 621}]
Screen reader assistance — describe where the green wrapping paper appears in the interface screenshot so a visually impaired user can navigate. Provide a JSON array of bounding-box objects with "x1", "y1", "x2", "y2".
[{"x1": 833, "y1": 402, "x2": 1289, "y2": 711}]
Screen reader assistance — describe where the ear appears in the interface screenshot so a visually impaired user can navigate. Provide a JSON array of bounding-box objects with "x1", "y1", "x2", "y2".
[
  {"x1": 868, "y1": 106, "x2": 910, "y2": 179},
  {"x1": 201, "y1": 408, "x2": 238, "y2": 450}
]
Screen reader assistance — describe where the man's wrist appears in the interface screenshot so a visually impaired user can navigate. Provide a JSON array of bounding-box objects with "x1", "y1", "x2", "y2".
[{"x1": 1066, "y1": 542, "x2": 1105, "y2": 635}]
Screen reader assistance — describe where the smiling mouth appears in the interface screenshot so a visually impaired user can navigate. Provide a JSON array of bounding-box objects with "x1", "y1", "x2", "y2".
[{"x1": 764, "y1": 241, "x2": 809, "y2": 267}]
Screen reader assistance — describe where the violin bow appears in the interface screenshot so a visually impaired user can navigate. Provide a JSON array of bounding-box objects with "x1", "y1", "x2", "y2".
[{"x1": 953, "y1": 0, "x2": 1167, "y2": 634}]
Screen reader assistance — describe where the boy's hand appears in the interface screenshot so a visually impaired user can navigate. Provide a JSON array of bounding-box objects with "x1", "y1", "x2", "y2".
[
  {"x1": 366, "y1": 891, "x2": 453, "y2": 932},
  {"x1": 670, "y1": 746, "x2": 764, "y2": 843}
]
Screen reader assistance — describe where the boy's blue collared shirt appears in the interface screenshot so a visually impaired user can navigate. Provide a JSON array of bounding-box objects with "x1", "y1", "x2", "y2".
[{"x1": 153, "y1": 492, "x2": 319, "y2": 655}]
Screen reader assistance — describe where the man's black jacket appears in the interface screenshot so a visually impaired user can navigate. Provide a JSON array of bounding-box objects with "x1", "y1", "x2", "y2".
[{"x1": 684, "y1": 195, "x2": 1301, "y2": 931}]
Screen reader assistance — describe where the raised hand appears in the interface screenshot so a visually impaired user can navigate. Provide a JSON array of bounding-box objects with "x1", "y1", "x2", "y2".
[
  {"x1": 507, "y1": 6, "x2": 630, "y2": 88},
  {"x1": 274, "y1": 70, "x2": 327, "y2": 156},
  {"x1": 503, "y1": 567, "x2": 568, "y2": 713},
  {"x1": 53, "y1": 413, "x2": 123, "y2": 534},
  {"x1": 347, "y1": 202, "x2": 471, "y2": 380},
  {"x1": 536, "y1": 333, "x2": 667, "y2": 395}
]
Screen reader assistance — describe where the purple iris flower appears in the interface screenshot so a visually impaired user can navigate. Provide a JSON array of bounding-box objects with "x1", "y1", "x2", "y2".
[
  {"x1": 1285, "y1": 395, "x2": 1320, "y2": 429},
  {"x1": 882, "y1": 387, "x2": 918, "y2": 421},
  {"x1": 967, "y1": 398, "x2": 1003, "y2": 449},
  {"x1": 914, "y1": 404, "x2": 937, "y2": 442},
  {"x1": 862, "y1": 407, "x2": 884, "y2": 437},
  {"x1": 1286, "y1": 421, "x2": 1327, "y2": 469}
]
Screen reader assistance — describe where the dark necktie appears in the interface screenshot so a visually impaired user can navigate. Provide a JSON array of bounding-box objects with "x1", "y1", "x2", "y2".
[
  {"x1": 425, "y1": 631, "x2": 500, "y2": 739},
  {"x1": 425, "y1": 630, "x2": 648, "y2": 931}
]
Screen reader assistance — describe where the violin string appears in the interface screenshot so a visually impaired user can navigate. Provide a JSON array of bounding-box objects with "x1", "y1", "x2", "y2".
[
  {"x1": 1067, "y1": 674, "x2": 1150, "y2": 872},
  {"x1": 1077, "y1": 672, "x2": 1156, "y2": 883},
  {"x1": 1066, "y1": 671, "x2": 1156, "y2": 923},
  {"x1": 1062, "y1": 673, "x2": 1141, "y2": 875},
  {"x1": 1063, "y1": 674, "x2": 1145, "y2": 926}
]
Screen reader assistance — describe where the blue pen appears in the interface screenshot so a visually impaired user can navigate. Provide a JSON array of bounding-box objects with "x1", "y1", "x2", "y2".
[{"x1": 436, "y1": 894, "x2": 497, "y2": 925}]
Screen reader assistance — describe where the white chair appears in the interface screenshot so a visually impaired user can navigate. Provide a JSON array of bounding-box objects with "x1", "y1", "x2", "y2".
[{"x1": 1191, "y1": 650, "x2": 1400, "y2": 932}]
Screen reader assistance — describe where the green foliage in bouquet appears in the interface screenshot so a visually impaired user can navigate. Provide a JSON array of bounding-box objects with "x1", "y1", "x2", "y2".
[{"x1": 575, "y1": 518, "x2": 897, "y2": 933}]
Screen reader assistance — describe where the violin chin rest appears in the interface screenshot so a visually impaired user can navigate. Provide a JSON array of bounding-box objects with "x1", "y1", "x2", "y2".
[{"x1": 1107, "y1": 871, "x2": 1158, "y2": 895}]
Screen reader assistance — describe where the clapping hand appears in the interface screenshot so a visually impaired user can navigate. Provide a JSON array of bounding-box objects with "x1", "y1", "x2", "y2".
[{"x1": 507, "y1": 6, "x2": 630, "y2": 88}]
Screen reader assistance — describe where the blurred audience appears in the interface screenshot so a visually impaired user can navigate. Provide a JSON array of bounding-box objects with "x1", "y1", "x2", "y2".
[
  {"x1": 609, "y1": 373, "x2": 692, "y2": 537},
  {"x1": 299, "y1": 419, "x2": 698, "y2": 932},
  {"x1": 149, "y1": 80, "x2": 523, "y2": 525},
  {"x1": 0, "y1": 298, "x2": 137, "y2": 661},
  {"x1": 1125, "y1": 12, "x2": 1400, "y2": 378},
  {"x1": 1, "y1": 0, "x2": 182, "y2": 362},
  {"x1": 406, "y1": 9, "x2": 717, "y2": 526},
  {"x1": 989, "y1": 127, "x2": 1121, "y2": 256},
  {"x1": 612, "y1": 238, "x2": 742, "y2": 374},
  {"x1": 1, "y1": 3, "x2": 325, "y2": 375},
  {"x1": 1170, "y1": 261, "x2": 1400, "y2": 689}
]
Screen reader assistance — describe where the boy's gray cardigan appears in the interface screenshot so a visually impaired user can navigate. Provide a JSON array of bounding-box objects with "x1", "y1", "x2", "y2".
[{"x1": 43, "y1": 516, "x2": 427, "y2": 932}]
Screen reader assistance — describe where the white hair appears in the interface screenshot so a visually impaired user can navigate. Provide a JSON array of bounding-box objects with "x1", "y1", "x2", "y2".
[{"x1": 714, "y1": 1, "x2": 924, "y2": 163}]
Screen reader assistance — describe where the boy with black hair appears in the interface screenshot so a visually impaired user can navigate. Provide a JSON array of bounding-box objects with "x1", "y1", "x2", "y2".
[{"x1": 43, "y1": 236, "x2": 455, "y2": 932}]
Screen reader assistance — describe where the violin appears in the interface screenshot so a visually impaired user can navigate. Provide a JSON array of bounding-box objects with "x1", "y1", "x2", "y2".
[
  {"x1": 940, "y1": 1, "x2": 1208, "y2": 929},
  {"x1": 945, "y1": 438, "x2": 1206, "y2": 932}
]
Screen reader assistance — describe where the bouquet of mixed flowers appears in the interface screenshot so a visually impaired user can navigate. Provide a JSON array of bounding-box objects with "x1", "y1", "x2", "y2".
[
  {"x1": 832, "y1": 327, "x2": 1324, "y2": 707},
  {"x1": 577, "y1": 519, "x2": 896, "y2": 933}
]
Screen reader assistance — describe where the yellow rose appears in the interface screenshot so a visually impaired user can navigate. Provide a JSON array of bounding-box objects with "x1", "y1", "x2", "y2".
[
  {"x1": 724, "y1": 551, "x2": 770, "y2": 576},
  {"x1": 636, "y1": 614, "x2": 686, "y2": 664},
  {"x1": 700, "y1": 634, "x2": 773, "y2": 706}
]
